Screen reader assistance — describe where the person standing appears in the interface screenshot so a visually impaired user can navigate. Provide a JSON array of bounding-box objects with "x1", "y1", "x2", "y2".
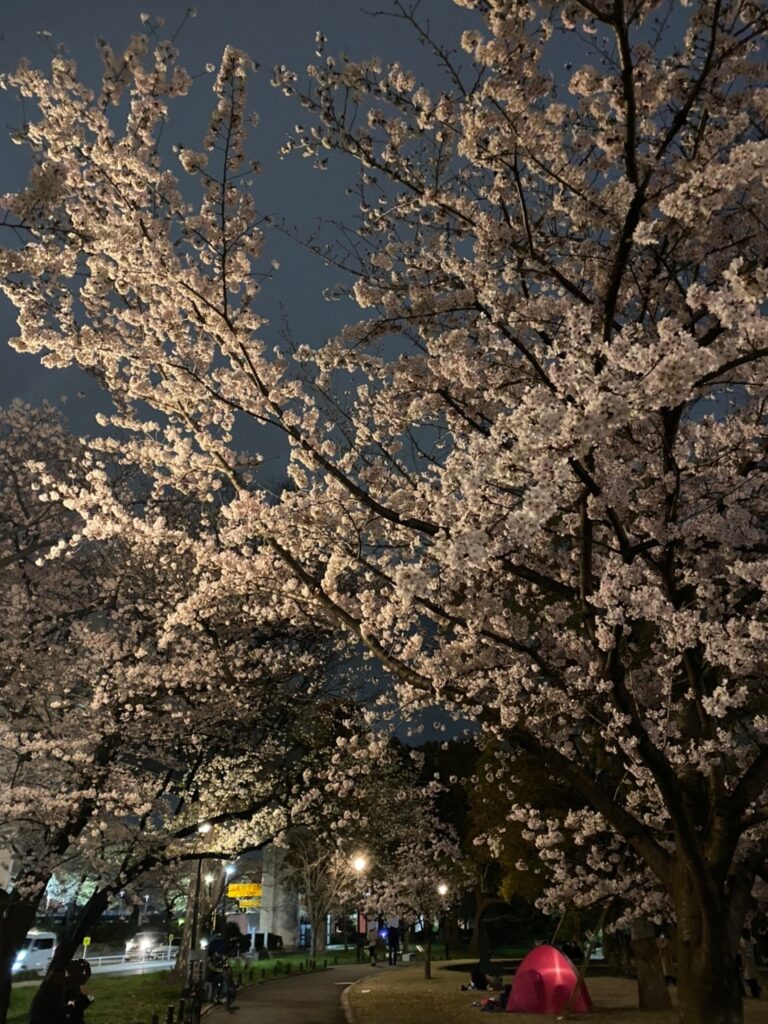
[
  {"x1": 740, "y1": 928, "x2": 762, "y2": 998},
  {"x1": 367, "y1": 925, "x2": 379, "y2": 966},
  {"x1": 207, "y1": 952, "x2": 225, "y2": 1004},
  {"x1": 657, "y1": 932, "x2": 676, "y2": 986},
  {"x1": 222, "y1": 962, "x2": 237, "y2": 1013},
  {"x1": 387, "y1": 918, "x2": 400, "y2": 966}
]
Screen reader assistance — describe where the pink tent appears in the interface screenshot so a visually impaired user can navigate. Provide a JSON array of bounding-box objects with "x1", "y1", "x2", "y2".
[{"x1": 506, "y1": 944, "x2": 592, "y2": 1014}]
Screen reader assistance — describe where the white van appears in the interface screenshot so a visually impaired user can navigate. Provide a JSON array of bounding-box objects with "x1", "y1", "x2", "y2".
[{"x1": 12, "y1": 931, "x2": 57, "y2": 974}]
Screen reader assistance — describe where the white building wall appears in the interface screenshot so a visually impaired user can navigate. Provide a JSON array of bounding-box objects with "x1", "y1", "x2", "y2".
[
  {"x1": 258, "y1": 844, "x2": 299, "y2": 948},
  {"x1": 0, "y1": 849, "x2": 13, "y2": 891}
]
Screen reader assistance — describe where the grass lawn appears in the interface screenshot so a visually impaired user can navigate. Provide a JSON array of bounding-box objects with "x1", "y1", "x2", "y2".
[
  {"x1": 8, "y1": 952, "x2": 332, "y2": 1024},
  {"x1": 347, "y1": 962, "x2": 768, "y2": 1024},
  {"x1": 8, "y1": 972, "x2": 181, "y2": 1024}
]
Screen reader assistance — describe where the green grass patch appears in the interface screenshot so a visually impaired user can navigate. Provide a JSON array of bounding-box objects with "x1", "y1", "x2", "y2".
[
  {"x1": 9, "y1": 954, "x2": 337, "y2": 1024},
  {"x1": 9, "y1": 972, "x2": 182, "y2": 1024}
]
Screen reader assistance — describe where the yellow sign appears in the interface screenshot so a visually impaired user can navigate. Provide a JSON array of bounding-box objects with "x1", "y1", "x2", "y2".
[
  {"x1": 238, "y1": 897, "x2": 262, "y2": 909},
  {"x1": 226, "y1": 883, "x2": 262, "y2": 899}
]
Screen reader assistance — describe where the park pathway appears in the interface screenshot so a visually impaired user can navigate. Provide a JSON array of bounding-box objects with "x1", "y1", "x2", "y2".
[{"x1": 205, "y1": 962, "x2": 389, "y2": 1024}]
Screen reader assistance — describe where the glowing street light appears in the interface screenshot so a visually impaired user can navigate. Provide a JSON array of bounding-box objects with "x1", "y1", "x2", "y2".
[
  {"x1": 189, "y1": 822, "x2": 213, "y2": 962},
  {"x1": 352, "y1": 854, "x2": 369, "y2": 962},
  {"x1": 437, "y1": 883, "x2": 450, "y2": 961}
]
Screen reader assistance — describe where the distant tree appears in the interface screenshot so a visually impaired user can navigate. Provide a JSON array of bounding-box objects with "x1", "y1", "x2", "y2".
[{"x1": 279, "y1": 831, "x2": 359, "y2": 958}]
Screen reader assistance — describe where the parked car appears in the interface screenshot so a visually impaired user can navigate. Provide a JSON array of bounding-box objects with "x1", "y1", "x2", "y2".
[
  {"x1": 125, "y1": 933, "x2": 180, "y2": 960},
  {"x1": 13, "y1": 931, "x2": 57, "y2": 974}
]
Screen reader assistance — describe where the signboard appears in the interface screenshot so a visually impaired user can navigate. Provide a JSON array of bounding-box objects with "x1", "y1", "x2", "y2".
[
  {"x1": 237, "y1": 897, "x2": 262, "y2": 909},
  {"x1": 82, "y1": 937, "x2": 91, "y2": 948},
  {"x1": 226, "y1": 883, "x2": 262, "y2": 899}
]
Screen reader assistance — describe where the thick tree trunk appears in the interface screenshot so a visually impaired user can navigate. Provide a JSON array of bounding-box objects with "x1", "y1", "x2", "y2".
[
  {"x1": 468, "y1": 890, "x2": 497, "y2": 968},
  {"x1": 310, "y1": 910, "x2": 326, "y2": 958},
  {"x1": 629, "y1": 916, "x2": 672, "y2": 1011},
  {"x1": 674, "y1": 871, "x2": 743, "y2": 1024},
  {"x1": 0, "y1": 891, "x2": 42, "y2": 1024}
]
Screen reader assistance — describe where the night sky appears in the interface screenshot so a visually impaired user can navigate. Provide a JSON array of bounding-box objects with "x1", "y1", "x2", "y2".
[{"x1": 0, "y1": 0, "x2": 487, "y2": 439}]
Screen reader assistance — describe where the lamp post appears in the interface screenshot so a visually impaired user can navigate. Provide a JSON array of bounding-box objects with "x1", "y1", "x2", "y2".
[
  {"x1": 190, "y1": 822, "x2": 212, "y2": 957},
  {"x1": 352, "y1": 855, "x2": 368, "y2": 963},
  {"x1": 437, "y1": 884, "x2": 449, "y2": 961},
  {"x1": 203, "y1": 873, "x2": 215, "y2": 945}
]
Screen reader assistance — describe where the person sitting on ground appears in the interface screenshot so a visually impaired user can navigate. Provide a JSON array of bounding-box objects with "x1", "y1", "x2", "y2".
[{"x1": 470, "y1": 965, "x2": 489, "y2": 990}]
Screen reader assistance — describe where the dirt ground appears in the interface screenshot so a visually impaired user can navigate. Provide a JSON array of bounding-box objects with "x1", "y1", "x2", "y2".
[{"x1": 346, "y1": 963, "x2": 768, "y2": 1024}]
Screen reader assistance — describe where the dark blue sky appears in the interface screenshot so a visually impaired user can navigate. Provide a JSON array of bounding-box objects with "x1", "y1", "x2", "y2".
[{"x1": 0, "y1": 0, "x2": 487, "y2": 436}]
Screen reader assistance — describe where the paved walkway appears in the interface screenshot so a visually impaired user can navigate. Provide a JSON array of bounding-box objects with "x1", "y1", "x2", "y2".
[{"x1": 206, "y1": 962, "x2": 395, "y2": 1024}]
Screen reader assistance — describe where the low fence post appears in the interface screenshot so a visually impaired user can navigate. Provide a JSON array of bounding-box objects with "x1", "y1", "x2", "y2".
[{"x1": 166, "y1": 1007, "x2": 175, "y2": 1024}]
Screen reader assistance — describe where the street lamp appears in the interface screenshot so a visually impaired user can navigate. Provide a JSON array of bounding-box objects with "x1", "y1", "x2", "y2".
[
  {"x1": 190, "y1": 823, "x2": 212, "y2": 956},
  {"x1": 437, "y1": 883, "x2": 449, "y2": 961},
  {"x1": 352, "y1": 854, "x2": 368, "y2": 963}
]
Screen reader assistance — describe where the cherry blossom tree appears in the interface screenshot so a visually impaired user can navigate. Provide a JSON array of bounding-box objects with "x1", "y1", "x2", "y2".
[
  {"x1": 1, "y1": 3, "x2": 767, "y2": 1021},
  {"x1": 0, "y1": 402, "x2": 356, "y2": 1021},
  {"x1": 0, "y1": 400, "x2": 118, "y2": 1020}
]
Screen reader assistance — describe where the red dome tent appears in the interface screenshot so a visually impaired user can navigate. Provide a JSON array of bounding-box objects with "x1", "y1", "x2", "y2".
[{"x1": 506, "y1": 944, "x2": 592, "y2": 1015}]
